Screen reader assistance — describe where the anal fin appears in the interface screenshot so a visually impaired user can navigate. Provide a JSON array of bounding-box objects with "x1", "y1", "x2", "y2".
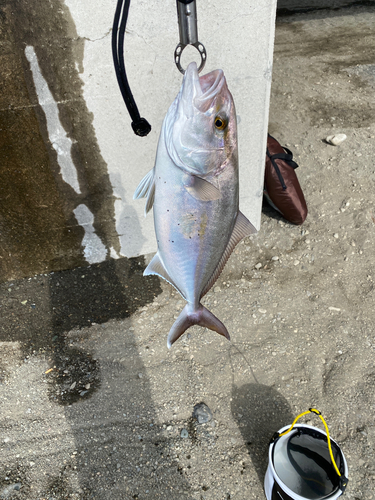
[{"x1": 144, "y1": 252, "x2": 185, "y2": 299}]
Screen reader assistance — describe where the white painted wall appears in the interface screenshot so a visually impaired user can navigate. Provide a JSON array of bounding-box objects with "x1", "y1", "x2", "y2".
[{"x1": 63, "y1": 0, "x2": 277, "y2": 259}]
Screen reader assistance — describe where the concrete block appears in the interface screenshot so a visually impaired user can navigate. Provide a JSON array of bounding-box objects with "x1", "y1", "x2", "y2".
[
  {"x1": 64, "y1": 0, "x2": 277, "y2": 258},
  {"x1": 1, "y1": 0, "x2": 276, "y2": 280}
]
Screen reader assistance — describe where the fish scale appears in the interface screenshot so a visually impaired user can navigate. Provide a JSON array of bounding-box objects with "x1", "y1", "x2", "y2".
[{"x1": 134, "y1": 62, "x2": 257, "y2": 348}]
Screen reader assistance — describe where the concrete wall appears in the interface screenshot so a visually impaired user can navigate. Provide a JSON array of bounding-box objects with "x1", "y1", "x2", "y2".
[
  {"x1": 0, "y1": 0, "x2": 277, "y2": 282},
  {"x1": 277, "y1": 0, "x2": 367, "y2": 11}
]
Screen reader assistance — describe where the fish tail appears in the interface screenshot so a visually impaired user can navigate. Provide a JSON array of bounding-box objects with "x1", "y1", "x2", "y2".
[{"x1": 167, "y1": 303, "x2": 230, "y2": 349}]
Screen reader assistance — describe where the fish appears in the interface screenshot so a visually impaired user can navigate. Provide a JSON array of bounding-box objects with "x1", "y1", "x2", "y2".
[{"x1": 134, "y1": 61, "x2": 257, "y2": 348}]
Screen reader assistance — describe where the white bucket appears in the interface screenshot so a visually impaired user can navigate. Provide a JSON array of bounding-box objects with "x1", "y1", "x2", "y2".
[{"x1": 264, "y1": 424, "x2": 348, "y2": 500}]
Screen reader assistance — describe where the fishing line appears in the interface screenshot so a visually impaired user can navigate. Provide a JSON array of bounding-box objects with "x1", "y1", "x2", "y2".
[
  {"x1": 112, "y1": 0, "x2": 151, "y2": 136},
  {"x1": 229, "y1": 342, "x2": 260, "y2": 384}
]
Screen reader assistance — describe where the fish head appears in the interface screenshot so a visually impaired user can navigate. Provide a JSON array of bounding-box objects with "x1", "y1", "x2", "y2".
[{"x1": 165, "y1": 62, "x2": 237, "y2": 176}]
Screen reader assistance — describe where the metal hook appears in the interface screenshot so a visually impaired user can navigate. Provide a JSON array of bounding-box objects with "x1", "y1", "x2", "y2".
[{"x1": 175, "y1": 0, "x2": 207, "y2": 74}]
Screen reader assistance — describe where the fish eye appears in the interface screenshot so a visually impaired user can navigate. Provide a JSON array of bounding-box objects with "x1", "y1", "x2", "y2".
[{"x1": 214, "y1": 116, "x2": 227, "y2": 131}]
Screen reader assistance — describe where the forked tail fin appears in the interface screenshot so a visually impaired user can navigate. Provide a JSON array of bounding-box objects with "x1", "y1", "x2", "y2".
[{"x1": 167, "y1": 303, "x2": 230, "y2": 349}]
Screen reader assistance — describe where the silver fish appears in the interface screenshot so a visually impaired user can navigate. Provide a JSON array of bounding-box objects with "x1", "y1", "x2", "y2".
[{"x1": 134, "y1": 62, "x2": 257, "y2": 348}]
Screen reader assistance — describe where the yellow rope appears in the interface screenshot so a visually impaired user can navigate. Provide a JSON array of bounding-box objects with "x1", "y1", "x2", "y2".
[{"x1": 278, "y1": 408, "x2": 341, "y2": 478}]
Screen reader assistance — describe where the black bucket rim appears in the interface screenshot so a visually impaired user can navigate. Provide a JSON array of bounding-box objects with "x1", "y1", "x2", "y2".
[{"x1": 268, "y1": 424, "x2": 349, "y2": 500}]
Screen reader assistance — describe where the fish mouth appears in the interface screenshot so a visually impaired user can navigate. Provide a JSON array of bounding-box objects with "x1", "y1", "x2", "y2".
[
  {"x1": 198, "y1": 67, "x2": 225, "y2": 102},
  {"x1": 181, "y1": 62, "x2": 226, "y2": 109}
]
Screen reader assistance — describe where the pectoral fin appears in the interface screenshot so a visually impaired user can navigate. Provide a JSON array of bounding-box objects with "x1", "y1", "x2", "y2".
[
  {"x1": 184, "y1": 175, "x2": 221, "y2": 201},
  {"x1": 133, "y1": 168, "x2": 155, "y2": 215}
]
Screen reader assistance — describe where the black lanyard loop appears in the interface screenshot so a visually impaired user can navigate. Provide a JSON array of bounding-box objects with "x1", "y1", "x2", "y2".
[
  {"x1": 112, "y1": 0, "x2": 152, "y2": 137},
  {"x1": 112, "y1": 0, "x2": 206, "y2": 135}
]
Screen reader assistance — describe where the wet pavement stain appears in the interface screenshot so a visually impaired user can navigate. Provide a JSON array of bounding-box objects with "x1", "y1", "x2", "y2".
[
  {"x1": 275, "y1": 15, "x2": 375, "y2": 64},
  {"x1": 274, "y1": 6, "x2": 375, "y2": 130},
  {"x1": 46, "y1": 348, "x2": 101, "y2": 406},
  {"x1": 0, "y1": 0, "x2": 124, "y2": 281},
  {"x1": 0, "y1": 463, "x2": 30, "y2": 500},
  {"x1": 0, "y1": 255, "x2": 196, "y2": 499},
  {"x1": 44, "y1": 468, "x2": 86, "y2": 500},
  {"x1": 0, "y1": 256, "x2": 162, "y2": 405},
  {"x1": 277, "y1": 0, "x2": 375, "y2": 17}
]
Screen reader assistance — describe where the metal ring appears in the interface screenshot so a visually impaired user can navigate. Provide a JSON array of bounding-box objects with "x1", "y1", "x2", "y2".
[{"x1": 174, "y1": 41, "x2": 207, "y2": 75}]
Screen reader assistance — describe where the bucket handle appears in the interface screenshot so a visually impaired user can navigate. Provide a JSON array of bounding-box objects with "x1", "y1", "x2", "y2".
[{"x1": 272, "y1": 408, "x2": 349, "y2": 493}]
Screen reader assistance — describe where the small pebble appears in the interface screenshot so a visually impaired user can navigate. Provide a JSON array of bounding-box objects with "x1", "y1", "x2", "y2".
[
  {"x1": 334, "y1": 233, "x2": 339, "y2": 238},
  {"x1": 255, "y1": 263, "x2": 262, "y2": 270},
  {"x1": 0, "y1": 484, "x2": 22, "y2": 497},
  {"x1": 326, "y1": 133, "x2": 347, "y2": 146},
  {"x1": 193, "y1": 402, "x2": 213, "y2": 424},
  {"x1": 272, "y1": 256, "x2": 279, "y2": 261},
  {"x1": 70, "y1": 382, "x2": 76, "y2": 390},
  {"x1": 180, "y1": 429, "x2": 189, "y2": 439}
]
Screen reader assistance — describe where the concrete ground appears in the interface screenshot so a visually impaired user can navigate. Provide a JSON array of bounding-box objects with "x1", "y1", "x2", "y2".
[{"x1": 1, "y1": 3, "x2": 375, "y2": 499}]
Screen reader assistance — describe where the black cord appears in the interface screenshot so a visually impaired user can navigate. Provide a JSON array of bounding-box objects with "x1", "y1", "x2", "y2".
[{"x1": 112, "y1": 0, "x2": 151, "y2": 137}]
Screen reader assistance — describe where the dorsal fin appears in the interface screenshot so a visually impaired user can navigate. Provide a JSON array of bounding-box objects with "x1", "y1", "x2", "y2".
[
  {"x1": 144, "y1": 252, "x2": 185, "y2": 299},
  {"x1": 201, "y1": 211, "x2": 257, "y2": 297}
]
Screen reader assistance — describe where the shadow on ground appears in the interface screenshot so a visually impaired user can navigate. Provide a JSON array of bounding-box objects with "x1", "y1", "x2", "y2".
[
  {"x1": 0, "y1": 257, "x2": 159, "y2": 400},
  {"x1": 0, "y1": 257, "x2": 194, "y2": 498},
  {"x1": 231, "y1": 383, "x2": 294, "y2": 484}
]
